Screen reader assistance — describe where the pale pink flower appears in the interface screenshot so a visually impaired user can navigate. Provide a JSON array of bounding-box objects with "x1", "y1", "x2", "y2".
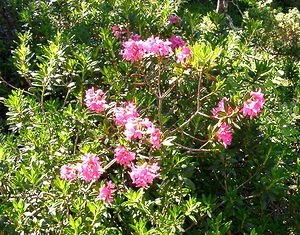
[
  {"x1": 169, "y1": 15, "x2": 180, "y2": 24},
  {"x1": 121, "y1": 39, "x2": 145, "y2": 62},
  {"x1": 170, "y1": 35, "x2": 186, "y2": 50},
  {"x1": 60, "y1": 164, "x2": 77, "y2": 181},
  {"x1": 211, "y1": 98, "x2": 233, "y2": 119},
  {"x1": 217, "y1": 123, "x2": 232, "y2": 148},
  {"x1": 114, "y1": 146, "x2": 136, "y2": 167},
  {"x1": 97, "y1": 181, "x2": 115, "y2": 204},
  {"x1": 124, "y1": 119, "x2": 143, "y2": 141},
  {"x1": 113, "y1": 102, "x2": 139, "y2": 126},
  {"x1": 149, "y1": 127, "x2": 161, "y2": 149},
  {"x1": 176, "y1": 46, "x2": 192, "y2": 63},
  {"x1": 129, "y1": 162, "x2": 160, "y2": 188},
  {"x1": 241, "y1": 88, "x2": 265, "y2": 119},
  {"x1": 79, "y1": 153, "x2": 103, "y2": 182},
  {"x1": 142, "y1": 36, "x2": 173, "y2": 56},
  {"x1": 85, "y1": 87, "x2": 107, "y2": 113},
  {"x1": 140, "y1": 118, "x2": 153, "y2": 129}
]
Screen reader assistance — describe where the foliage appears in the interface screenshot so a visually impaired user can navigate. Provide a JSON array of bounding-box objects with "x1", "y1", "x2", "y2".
[{"x1": 0, "y1": 0, "x2": 299, "y2": 234}]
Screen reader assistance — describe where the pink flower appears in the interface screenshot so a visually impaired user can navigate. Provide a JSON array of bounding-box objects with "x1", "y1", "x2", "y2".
[
  {"x1": 169, "y1": 15, "x2": 180, "y2": 24},
  {"x1": 60, "y1": 164, "x2": 77, "y2": 181},
  {"x1": 114, "y1": 146, "x2": 136, "y2": 167},
  {"x1": 85, "y1": 87, "x2": 107, "y2": 113},
  {"x1": 176, "y1": 46, "x2": 192, "y2": 63},
  {"x1": 211, "y1": 98, "x2": 233, "y2": 118},
  {"x1": 79, "y1": 153, "x2": 103, "y2": 182},
  {"x1": 97, "y1": 181, "x2": 115, "y2": 204},
  {"x1": 143, "y1": 36, "x2": 173, "y2": 56},
  {"x1": 148, "y1": 127, "x2": 161, "y2": 149},
  {"x1": 129, "y1": 162, "x2": 160, "y2": 188},
  {"x1": 241, "y1": 88, "x2": 265, "y2": 119},
  {"x1": 217, "y1": 123, "x2": 232, "y2": 148},
  {"x1": 113, "y1": 102, "x2": 139, "y2": 126},
  {"x1": 124, "y1": 119, "x2": 143, "y2": 141},
  {"x1": 121, "y1": 39, "x2": 145, "y2": 62},
  {"x1": 112, "y1": 25, "x2": 121, "y2": 37},
  {"x1": 170, "y1": 35, "x2": 186, "y2": 50},
  {"x1": 132, "y1": 34, "x2": 140, "y2": 41}
]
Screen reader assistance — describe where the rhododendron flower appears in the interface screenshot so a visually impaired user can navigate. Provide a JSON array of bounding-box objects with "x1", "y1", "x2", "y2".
[
  {"x1": 112, "y1": 25, "x2": 121, "y2": 37},
  {"x1": 129, "y1": 162, "x2": 160, "y2": 188},
  {"x1": 143, "y1": 36, "x2": 172, "y2": 56},
  {"x1": 241, "y1": 88, "x2": 265, "y2": 119},
  {"x1": 149, "y1": 127, "x2": 161, "y2": 149},
  {"x1": 78, "y1": 154, "x2": 103, "y2": 182},
  {"x1": 113, "y1": 102, "x2": 139, "y2": 126},
  {"x1": 85, "y1": 87, "x2": 107, "y2": 113},
  {"x1": 121, "y1": 39, "x2": 145, "y2": 62},
  {"x1": 60, "y1": 164, "x2": 77, "y2": 181},
  {"x1": 140, "y1": 118, "x2": 153, "y2": 129},
  {"x1": 211, "y1": 98, "x2": 233, "y2": 118},
  {"x1": 176, "y1": 46, "x2": 192, "y2": 63},
  {"x1": 97, "y1": 181, "x2": 115, "y2": 204},
  {"x1": 217, "y1": 123, "x2": 232, "y2": 148},
  {"x1": 114, "y1": 146, "x2": 136, "y2": 167},
  {"x1": 170, "y1": 35, "x2": 186, "y2": 50},
  {"x1": 169, "y1": 15, "x2": 180, "y2": 24},
  {"x1": 124, "y1": 119, "x2": 143, "y2": 141},
  {"x1": 132, "y1": 34, "x2": 140, "y2": 41}
]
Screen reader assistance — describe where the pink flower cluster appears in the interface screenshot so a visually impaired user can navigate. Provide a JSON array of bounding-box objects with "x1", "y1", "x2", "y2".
[
  {"x1": 170, "y1": 35, "x2": 186, "y2": 50},
  {"x1": 85, "y1": 87, "x2": 108, "y2": 113},
  {"x1": 114, "y1": 146, "x2": 136, "y2": 167},
  {"x1": 113, "y1": 102, "x2": 161, "y2": 149},
  {"x1": 212, "y1": 89, "x2": 265, "y2": 148},
  {"x1": 60, "y1": 153, "x2": 103, "y2": 182},
  {"x1": 241, "y1": 89, "x2": 265, "y2": 119},
  {"x1": 121, "y1": 36, "x2": 173, "y2": 62},
  {"x1": 129, "y1": 162, "x2": 160, "y2": 188},
  {"x1": 176, "y1": 46, "x2": 192, "y2": 63},
  {"x1": 97, "y1": 181, "x2": 115, "y2": 204},
  {"x1": 169, "y1": 15, "x2": 180, "y2": 24},
  {"x1": 217, "y1": 123, "x2": 232, "y2": 148}
]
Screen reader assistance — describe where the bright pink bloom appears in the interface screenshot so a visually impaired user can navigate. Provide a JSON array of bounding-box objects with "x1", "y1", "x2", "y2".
[
  {"x1": 113, "y1": 102, "x2": 139, "y2": 126},
  {"x1": 114, "y1": 146, "x2": 136, "y2": 167},
  {"x1": 97, "y1": 181, "x2": 115, "y2": 204},
  {"x1": 149, "y1": 127, "x2": 161, "y2": 149},
  {"x1": 60, "y1": 164, "x2": 77, "y2": 181},
  {"x1": 169, "y1": 15, "x2": 180, "y2": 24},
  {"x1": 132, "y1": 34, "x2": 140, "y2": 41},
  {"x1": 124, "y1": 119, "x2": 143, "y2": 141},
  {"x1": 121, "y1": 39, "x2": 145, "y2": 62},
  {"x1": 112, "y1": 25, "x2": 121, "y2": 37},
  {"x1": 79, "y1": 153, "x2": 103, "y2": 182},
  {"x1": 217, "y1": 123, "x2": 232, "y2": 148},
  {"x1": 211, "y1": 98, "x2": 233, "y2": 118},
  {"x1": 241, "y1": 88, "x2": 265, "y2": 119},
  {"x1": 176, "y1": 46, "x2": 192, "y2": 63},
  {"x1": 129, "y1": 162, "x2": 160, "y2": 188},
  {"x1": 170, "y1": 35, "x2": 186, "y2": 50},
  {"x1": 143, "y1": 36, "x2": 173, "y2": 56},
  {"x1": 85, "y1": 87, "x2": 107, "y2": 113}
]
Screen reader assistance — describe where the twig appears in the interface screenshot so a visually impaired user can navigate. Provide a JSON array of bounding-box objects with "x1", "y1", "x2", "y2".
[{"x1": 0, "y1": 75, "x2": 35, "y2": 96}]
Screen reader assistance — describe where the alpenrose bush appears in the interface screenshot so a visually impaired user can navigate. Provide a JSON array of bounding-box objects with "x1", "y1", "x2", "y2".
[{"x1": 60, "y1": 85, "x2": 265, "y2": 204}]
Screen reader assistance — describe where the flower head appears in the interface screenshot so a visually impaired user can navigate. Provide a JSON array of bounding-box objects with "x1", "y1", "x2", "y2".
[
  {"x1": 241, "y1": 88, "x2": 265, "y2": 119},
  {"x1": 148, "y1": 127, "x2": 161, "y2": 149},
  {"x1": 79, "y1": 154, "x2": 103, "y2": 182},
  {"x1": 217, "y1": 123, "x2": 232, "y2": 148},
  {"x1": 97, "y1": 181, "x2": 115, "y2": 204},
  {"x1": 170, "y1": 35, "x2": 186, "y2": 50},
  {"x1": 85, "y1": 87, "x2": 107, "y2": 113},
  {"x1": 129, "y1": 162, "x2": 160, "y2": 188},
  {"x1": 176, "y1": 46, "x2": 192, "y2": 63},
  {"x1": 114, "y1": 146, "x2": 136, "y2": 167},
  {"x1": 169, "y1": 15, "x2": 180, "y2": 24},
  {"x1": 121, "y1": 39, "x2": 145, "y2": 62},
  {"x1": 113, "y1": 101, "x2": 139, "y2": 126}
]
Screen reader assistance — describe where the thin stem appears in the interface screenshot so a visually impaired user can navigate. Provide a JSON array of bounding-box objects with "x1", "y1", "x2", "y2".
[
  {"x1": 0, "y1": 76, "x2": 34, "y2": 96},
  {"x1": 197, "y1": 69, "x2": 203, "y2": 111}
]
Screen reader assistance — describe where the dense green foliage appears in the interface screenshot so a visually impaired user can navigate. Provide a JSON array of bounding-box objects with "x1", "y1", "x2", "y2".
[{"x1": 0, "y1": 0, "x2": 299, "y2": 234}]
